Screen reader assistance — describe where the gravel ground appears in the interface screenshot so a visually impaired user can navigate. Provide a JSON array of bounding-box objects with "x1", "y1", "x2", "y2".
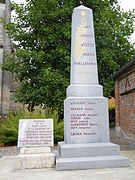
[
  {"x1": 0, "y1": 146, "x2": 20, "y2": 159},
  {"x1": 0, "y1": 128, "x2": 135, "y2": 159}
]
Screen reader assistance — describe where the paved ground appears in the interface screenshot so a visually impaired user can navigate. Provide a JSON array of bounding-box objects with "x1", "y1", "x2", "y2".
[
  {"x1": 0, "y1": 146, "x2": 20, "y2": 159},
  {"x1": 0, "y1": 151, "x2": 135, "y2": 180},
  {"x1": 0, "y1": 128, "x2": 135, "y2": 180}
]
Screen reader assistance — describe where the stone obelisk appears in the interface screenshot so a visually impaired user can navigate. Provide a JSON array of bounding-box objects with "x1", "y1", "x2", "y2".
[{"x1": 56, "y1": 5, "x2": 129, "y2": 170}]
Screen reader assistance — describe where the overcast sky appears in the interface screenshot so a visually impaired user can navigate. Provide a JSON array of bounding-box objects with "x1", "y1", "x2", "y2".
[
  {"x1": 11, "y1": 0, "x2": 135, "y2": 43},
  {"x1": 118, "y1": 0, "x2": 135, "y2": 42}
]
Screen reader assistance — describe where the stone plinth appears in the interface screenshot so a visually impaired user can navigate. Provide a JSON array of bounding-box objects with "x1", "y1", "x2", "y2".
[
  {"x1": 58, "y1": 142, "x2": 120, "y2": 158},
  {"x1": 56, "y1": 142, "x2": 129, "y2": 170},
  {"x1": 16, "y1": 147, "x2": 55, "y2": 169},
  {"x1": 56, "y1": 155, "x2": 129, "y2": 170}
]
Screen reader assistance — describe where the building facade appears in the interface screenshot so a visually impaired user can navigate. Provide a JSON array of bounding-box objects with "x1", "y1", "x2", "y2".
[{"x1": 115, "y1": 57, "x2": 135, "y2": 140}]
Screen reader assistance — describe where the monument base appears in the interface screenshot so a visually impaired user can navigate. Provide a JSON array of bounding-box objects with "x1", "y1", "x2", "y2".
[
  {"x1": 16, "y1": 147, "x2": 55, "y2": 169},
  {"x1": 56, "y1": 142, "x2": 129, "y2": 170},
  {"x1": 64, "y1": 97, "x2": 110, "y2": 144}
]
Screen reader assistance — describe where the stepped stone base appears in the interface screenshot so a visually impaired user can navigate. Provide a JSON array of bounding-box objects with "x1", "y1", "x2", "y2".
[
  {"x1": 56, "y1": 142, "x2": 130, "y2": 170},
  {"x1": 16, "y1": 147, "x2": 55, "y2": 169},
  {"x1": 56, "y1": 155, "x2": 129, "y2": 170}
]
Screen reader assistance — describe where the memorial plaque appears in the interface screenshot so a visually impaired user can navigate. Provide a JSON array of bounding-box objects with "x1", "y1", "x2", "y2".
[{"x1": 18, "y1": 119, "x2": 53, "y2": 147}]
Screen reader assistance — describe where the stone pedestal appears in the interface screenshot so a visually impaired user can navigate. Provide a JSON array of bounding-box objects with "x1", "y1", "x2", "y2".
[
  {"x1": 64, "y1": 97, "x2": 109, "y2": 144},
  {"x1": 56, "y1": 95, "x2": 130, "y2": 170},
  {"x1": 56, "y1": 142, "x2": 129, "y2": 170},
  {"x1": 56, "y1": 5, "x2": 129, "y2": 170},
  {"x1": 16, "y1": 147, "x2": 55, "y2": 169}
]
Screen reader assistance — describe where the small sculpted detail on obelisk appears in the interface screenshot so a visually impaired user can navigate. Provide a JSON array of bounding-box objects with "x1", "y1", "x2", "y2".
[{"x1": 74, "y1": 11, "x2": 87, "y2": 59}]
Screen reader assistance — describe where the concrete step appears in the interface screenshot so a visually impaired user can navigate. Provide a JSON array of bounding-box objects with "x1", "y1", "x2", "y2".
[
  {"x1": 58, "y1": 142, "x2": 120, "y2": 158},
  {"x1": 56, "y1": 155, "x2": 130, "y2": 170}
]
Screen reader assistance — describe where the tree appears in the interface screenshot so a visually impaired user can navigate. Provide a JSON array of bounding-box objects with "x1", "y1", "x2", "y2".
[{"x1": 2, "y1": 0, "x2": 135, "y2": 113}]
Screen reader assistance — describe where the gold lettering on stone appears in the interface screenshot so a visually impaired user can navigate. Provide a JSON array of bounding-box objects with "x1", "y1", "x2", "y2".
[{"x1": 74, "y1": 11, "x2": 87, "y2": 59}]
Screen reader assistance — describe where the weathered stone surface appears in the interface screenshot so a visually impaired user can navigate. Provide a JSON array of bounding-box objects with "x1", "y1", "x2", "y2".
[
  {"x1": 0, "y1": 48, "x2": 3, "y2": 112},
  {"x1": 20, "y1": 147, "x2": 51, "y2": 154},
  {"x1": 0, "y1": 22, "x2": 4, "y2": 46},
  {"x1": 0, "y1": 4, "x2": 5, "y2": 18},
  {"x1": 16, "y1": 147, "x2": 55, "y2": 169},
  {"x1": 0, "y1": 0, "x2": 12, "y2": 115},
  {"x1": 16, "y1": 153, "x2": 55, "y2": 169}
]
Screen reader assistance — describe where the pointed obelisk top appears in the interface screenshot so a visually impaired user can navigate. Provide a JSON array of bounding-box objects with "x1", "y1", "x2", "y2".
[{"x1": 74, "y1": 5, "x2": 92, "y2": 11}]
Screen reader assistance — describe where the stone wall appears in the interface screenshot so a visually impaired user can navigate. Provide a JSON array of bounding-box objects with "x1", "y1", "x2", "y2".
[
  {"x1": 0, "y1": 1, "x2": 6, "y2": 115},
  {"x1": 0, "y1": 0, "x2": 22, "y2": 115},
  {"x1": 115, "y1": 61, "x2": 135, "y2": 140}
]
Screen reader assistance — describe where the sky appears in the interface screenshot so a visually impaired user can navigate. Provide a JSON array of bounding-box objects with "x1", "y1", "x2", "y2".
[
  {"x1": 118, "y1": 0, "x2": 135, "y2": 43},
  {"x1": 11, "y1": 0, "x2": 135, "y2": 43}
]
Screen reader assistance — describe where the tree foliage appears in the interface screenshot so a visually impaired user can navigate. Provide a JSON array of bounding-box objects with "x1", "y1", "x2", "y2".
[{"x1": 2, "y1": 0, "x2": 135, "y2": 111}]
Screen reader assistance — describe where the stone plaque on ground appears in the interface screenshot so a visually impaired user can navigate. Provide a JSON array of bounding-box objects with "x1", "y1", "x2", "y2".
[
  {"x1": 18, "y1": 119, "x2": 53, "y2": 147},
  {"x1": 56, "y1": 5, "x2": 129, "y2": 170}
]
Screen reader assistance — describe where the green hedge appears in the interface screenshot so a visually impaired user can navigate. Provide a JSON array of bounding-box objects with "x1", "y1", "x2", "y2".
[
  {"x1": 0, "y1": 108, "x2": 64, "y2": 145},
  {"x1": 109, "y1": 105, "x2": 115, "y2": 128}
]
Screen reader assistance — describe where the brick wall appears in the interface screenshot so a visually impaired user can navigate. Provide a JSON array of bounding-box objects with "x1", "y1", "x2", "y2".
[
  {"x1": 115, "y1": 64, "x2": 135, "y2": 139},
  {"x1": 115, "y1": 80, "x2": 120, "y2": 127},
  {"x1": 120, "y1": 92, "x2": 135, "y2": 139}
]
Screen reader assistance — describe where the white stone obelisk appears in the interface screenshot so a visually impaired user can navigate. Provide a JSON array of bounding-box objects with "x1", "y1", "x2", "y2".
[
  {"x1": 56, "y1": 5, "x2": 129, "y2": 170},
  {"x1": 67, "y1": 5, "x2": 103, "y2": 98},
  {"x1": 71, "y1": 6, "x2": 98, "y2": 84},
  {"x1": 65, "y1": 6, "x2": 108, "y2": 144}
]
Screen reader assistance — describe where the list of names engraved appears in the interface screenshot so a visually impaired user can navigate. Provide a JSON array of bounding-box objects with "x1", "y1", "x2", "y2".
[
  {"x1": 18, "y1": 119, "x2": 53, "y2": 147},
  {"x1": 69, "y1": 100, "x2": 99, "y2": 140}
]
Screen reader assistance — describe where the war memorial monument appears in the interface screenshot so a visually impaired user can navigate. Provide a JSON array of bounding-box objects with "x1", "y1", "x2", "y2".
[{"x1": 56, "y1": 5, "x2": 129, "y2": 170}]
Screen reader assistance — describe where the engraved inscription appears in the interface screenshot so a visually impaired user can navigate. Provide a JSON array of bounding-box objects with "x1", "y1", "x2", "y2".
[
  {"x1": 74, "y1": 11, "x2": 87, "y2": 58},
  {"x1": 18, "y1": 119, "x2": 53, "y2": 147},
  {"x1": 69, "y1": 101, "x2": 98, "y2": 138},
  {"x1": 119, "y1": 72, "x2": 135, "y2": 94}
]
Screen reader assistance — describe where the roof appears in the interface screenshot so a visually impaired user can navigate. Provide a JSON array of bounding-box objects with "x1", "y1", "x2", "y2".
[{"x1": 114, "y1": 56, "x2": 135, "y2": 79}]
